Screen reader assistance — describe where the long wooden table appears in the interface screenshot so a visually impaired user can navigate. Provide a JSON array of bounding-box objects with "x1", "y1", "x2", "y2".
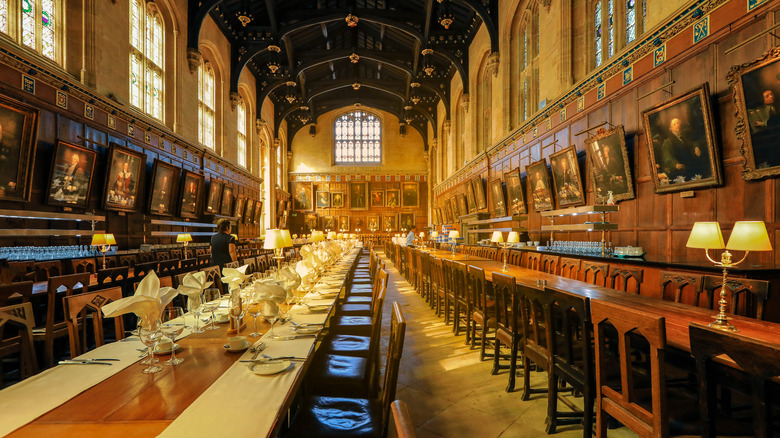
[{"x1": 425, "y1": 250, "x2": 780, "y2": 351}]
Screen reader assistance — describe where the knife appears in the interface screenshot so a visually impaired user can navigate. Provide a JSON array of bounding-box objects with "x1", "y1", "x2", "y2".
[
  {"x1": 272, "y1": 334, "x2": 317, "y2": 340},
  {"x1": 58, "y1": 360, "x2": 114, "y2": 366}
]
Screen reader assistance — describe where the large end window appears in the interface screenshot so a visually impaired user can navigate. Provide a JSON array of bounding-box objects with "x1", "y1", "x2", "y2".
[{"x1": 334, "y1": 111, "x2": 381, "y2": 164}]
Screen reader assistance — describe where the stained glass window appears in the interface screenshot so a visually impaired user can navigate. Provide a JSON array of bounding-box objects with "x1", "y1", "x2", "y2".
[
  {"x1": 595, "y1": 1, "x2": 602, "y2": 67},
  {"x1": 130, "y1": 1, "x2": 164, "y2": 121},
  {"x1": 334, "y1": 111, "x2": 381, "y2": 164},
  {"x1": 519, "y1": 6, "x2": 539, "y2": 123},
  {"x1": 237, "y1": 99, "x2": 247, "y2": 168},
  {"x1": 0, "y1": 0, "x2": 8, "y2": 34},
  {"x1": 523, "y1": 28, "x2": 528, "y2": 70},
  {"x1": 276, "y1": 143, "x2": 283, "y2": 186},
  {"x1": 198, "y1": 63, "x2": 216, "y2": 150},
  {"x1": 12, "y1": 0, "x2": 58, "y2": 61},
  {"x1": 523, "y1": 77, "x2": 528, "y2": 121},
  {"x1": 607, "y1": 0, "x2": 615, "y2": 58},
  {"x1": 626, "y1": 0, "x2": 636, "y2": 43}
]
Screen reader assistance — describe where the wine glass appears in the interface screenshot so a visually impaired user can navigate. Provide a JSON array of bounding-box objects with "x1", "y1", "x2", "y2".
[
  {"x1": 245, "y1": 295, "x2": 263, "y2": 337},
  {"x1": 187, "y1": 292, "x2": 204, "y2": 333},
  {"x1": 201, "y1": 288, "x2": 222, "y2": 330},
  {"x1": 229, "y1": 292, "x2": 244, "y2": 337},
  {"x1": 161, "y1": 307, "x2": 185, "y2": 365},
  {"x1": 265, "y1": 303, "x2": 280, "y2": 338},
  {"x1": 138, "y1": 318, "x2": 163, "y2": 373}
]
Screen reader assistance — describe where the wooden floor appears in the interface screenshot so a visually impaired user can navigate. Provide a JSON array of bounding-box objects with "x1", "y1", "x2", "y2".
[{"x1": 377, "y1": 250, "x2": 637, "y2": 438}]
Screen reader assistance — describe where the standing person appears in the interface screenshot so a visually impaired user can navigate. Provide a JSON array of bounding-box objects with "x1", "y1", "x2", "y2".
[
  {"x1": 406, "y1": 225, "x2": 415, "y2": 246},
  {"x1": 211, "y1": 218, "x2": 237, "y2": 268}
]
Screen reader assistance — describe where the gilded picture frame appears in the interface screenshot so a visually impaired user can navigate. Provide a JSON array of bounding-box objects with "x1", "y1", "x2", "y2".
[
  {"x1": 179, "y1": 170, "x2": 204, "y2": 219},
  {"x1": 0, "y1": 94, "x2": 38, "y2": 202},
  {"x1": 385, "y1": 189, "x2": 400, "y2": 208},
  {"x1": 331, "y1": 191, "x2": 345, "y2": 208},
  {"x1": 401, "y1": 182, "x2": 419, "y2": 207},
  {"x1": 465, "y1": 179, "x2": 477, "y2": 211},
  {"x1": 585, "y1": 126, "x2": 635, "y2": 204},
  {"x1": 233, "y1": 196, "x2": 245, "y2": 220},
  {"x1": 46, "y1": 141, "x2": 97, "y2": 209},
  {"x1": 291, "y1": 182, "x2": 313, "y2": 211},
  {"x1": 400, "y1": 212, "x2": 415, "y2": 231},
  {"x1": 489, "y1": 178, "x2": 507, "y2": 217},
  {"x1": 349, "y1": 181, "x2": 369, "y2": 210},
  {"x1": 370, "y1": 188, "x2": 385, "y2": 207},
  {"x1": 526, "y1": 159, "x2": 554, "y2": 212},
  {"x1": 457, "y1": 194, "x2": 469, "y2": 217},
  {"x1": 148, "y1": 159, "x2": 180, "y2": 216},
  {"x1": 206, "y1": 179, "x2": 223, "y2": 215},
  {"x1": 220, "y1": 185, "x2": 234, "y2": 216},
  {"x1": 503, "y1": 167, "x2": 527, "y2": 215},
  {"x1": 244, "y1": 198, "x2": 255, "y2": 224},
  {"x1": 382, "y1": 213, "x2": 398, "y2": 231},
  {"x1": 103, "y1": 143, "x2": 145, "y2": 213},
  {"x1": 316, "y1": 190, "x2": 330, "y2": 208},
  {"x1": 472, "y1": 177, "x2": 487, "y2": 210},
  {"x1": 549, "y1": 146, "x2": 586, "y2": 209}
]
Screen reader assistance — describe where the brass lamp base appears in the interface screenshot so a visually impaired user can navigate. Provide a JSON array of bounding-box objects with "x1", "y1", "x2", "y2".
[{"x1": 709, "y1": 315, "x2": 738, "y2": 332}]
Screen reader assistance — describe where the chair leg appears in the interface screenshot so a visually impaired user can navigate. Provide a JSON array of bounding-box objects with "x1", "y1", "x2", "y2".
[
  {"x1": 522, "y1": 355, "x2": 532, "y2": 400},
  {"x1": 507, "y1": 339, "x2": 518, "y2": 392},
  {"x1": 491, "y1": 339, "x2": 501, "y2": 375},
  {"x1": 596, "y1": 401, "x2": 608, "y2": 438},
  {"x1": 583, "y1": 386, "x2": 594, "y2": 437},
  {"x1": 545, "y1": 370, "x2": 559, "y2": 434}
]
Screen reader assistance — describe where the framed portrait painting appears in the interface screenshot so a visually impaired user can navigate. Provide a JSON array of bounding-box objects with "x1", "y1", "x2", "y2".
[
  {"x1": 385, "y1": 189, "x2": 400, "y2": 208},
  {"x1": 338, "y1": 215, "x2": 350, "y2": 231},
  {"x1": 291, "y1": 182, "x2": 313, "y2": 211},
  {"x1": 179, "y1": 170, "x2": 204, "y2": 219},
  {"x1": 401, "y1": 182, "x2": 418, "y2": 207},
  {"x1": 549, "y1": 146, "x2": 586, "y2": 208},
  {"x1": 244, "y1": 198, "x2": 255, "y2": 224},
  {"x1": 642, "y1": 83, "x2": 722, "y2": 193},
  {"x1": 46, "y1": 141, "x2": 97, "y2": 209},
  {"x1": 449, "y1": 196, "x2": 459, "y2": 219},
  {"x1": 367, "y1": 215, "x2": 380, "y2": 231},
  {"x1": 457, "y1": 194, "x2": 469, "y2": 217},
  {"x1": 400, "y1": 212, "x2": 415, "y2": 231},
  {"x1": 352, "y1": 216, "x2": 365, "y2": 232},
  {"x1": 472, "y1": 177, "x2": 487, "y2": 210},
  {"x1": 148, "y1": 159, "x2": 180, "y2": 216},
  {"x1": 304, "y1": 213, "x2": 318, "y2": 231},
  {"x1": 370, "y1": 188, "x2": 385, "y2": 207},
  {"x1": 382, "y1": 213, "x2": 398, "y2": 232},
  {"x1": 104, "y1": 144, "x2": 145, "y2": 212},
  {"x1": 0, "y1": 94, "x2": 38, "y2": 202},
  {"x1": 253, "y1": 201, "x2": 262, "y2": 225},
  {"x1": 585, "y1": 126, "x2": 635, "y2": 204},
  {"x1": 489, "y1": 179, "x2": 507, "y2": 217},
  {"x1": 444, "y1": 201, "x2": 454, "y2": 223},
  {"x1": 349, "y1": 182, "x2": 368, "y2": 210},
  {"x1": 526, "y1": 159, "x2": 554, "y2": 212},
  {"x1": 322, "y1": 215, "x2": 336, "y2": 231},
  {"x1": 331, "y1": 191, "x2": 345, "y2": 208},
  {"x1": 220, "y1": 185, "x2": 234, "y2": 216},
  {"x1": 436, "y1": 207, "x2": 444, "y2": 225},
  {"x1": 503, "y1": 168, "x2": 527, "y2": 215},
  {"x1": 233, "y1": 196, "x2": 245, "y2": 220},
  {"x1": 206, "y1": 180, "x2": 223, "y2": 214},
  {"x1": 727, "y1": 47, "x2": 780, "y2": 180},
  {"x1": 316, "y1": 190, "x2": 330, "y2": 209},
  {"x1": 465, "y1": 180, "x2": 477, "y2": 211}
]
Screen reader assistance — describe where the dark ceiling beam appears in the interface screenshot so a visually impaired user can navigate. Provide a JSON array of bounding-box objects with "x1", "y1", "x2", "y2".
[
  {"x1": 294, "y1": 50, "x2": 413, "y2": 81},
  {"x1": 229, "y1": 41, "x2": 273, "y2": 94},
  {"x1": 186, "y1": 0, "x2": 222, "y2": 50},
  {"x1": 454, "y1": 0, "x2": 499, "y2": 52},
  {"x1": 277, "y1": 12, "x2": 425, "y2": 46},
  {"x1": 277, "y1": 8, "x2": 420, "y2": 26},
  {"x1": 264, "y1": 0, "x2": 278, "y2": 34}
]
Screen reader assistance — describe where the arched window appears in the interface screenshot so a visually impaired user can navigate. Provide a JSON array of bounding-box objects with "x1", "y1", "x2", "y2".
[
  {"x1": 517, "y1": 4, "x2": 539, "y2": 123},
  {"x1": 596, "y1": 0, "x2": 643, "y2": 68},
  {"x1": 334, "y1": 111, "x2": 381, "y2": 164},
  {"x1": 130, "y1": 0, "x2": 164, "y2": 120},
  {"x1": 236, "y1": 99, "x2": 247, "y2": 167},
  {"x1": 478, "y1": 62, "x2": 492, "y2": 152},
  {"x1": 625, "y1": 0, "x2": 645, "y2": 44},
  {"x1": 456, "y1": 95, "x2": 465, "y2": 168},
  {"x1": 595, "y1": 1, "x2": 603, "y2": 67},
  {"x1": 276, "y1": 142, "x2": 283, "y2": 187},
  {"x1": 0, "y1": 0, "x2": 63, "y2": 63},
  {"x1": 197, "y1": 62, "x2": 215, "y2": 149}
]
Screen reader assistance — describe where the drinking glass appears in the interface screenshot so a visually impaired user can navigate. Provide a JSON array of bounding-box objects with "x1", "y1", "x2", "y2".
[
  {"x1": 187, "y1": 292, "x2": 204, "y2": 333},
  {"x1": 161, "y1": 307, "x2": 185, "y2": 365},
  {"x1": 265, "y1": 304, "x2": 280, "y2": 338},
  {"x1": 201, "y1": 288, "x2": 222, "y2": 330},
  {"x1": 138, "y1": 319, "x2": 163, "y2": 373},
  {"x1": 245, "y1": 296, "x2": 263, "y2": 337},
  {"x1": 229, "y1": 292, "x2": 244, "y2": 337}
]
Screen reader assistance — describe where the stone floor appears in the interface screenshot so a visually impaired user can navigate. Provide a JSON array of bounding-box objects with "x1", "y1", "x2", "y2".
[{"x1": 377, "y1": 251, "x2": 637, "y2": 438}]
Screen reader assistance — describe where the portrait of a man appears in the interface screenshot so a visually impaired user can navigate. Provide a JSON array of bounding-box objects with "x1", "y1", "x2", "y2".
[
  {"x1": 331, "y1": 191, "x2": 344, "y2": 208},
  {"x1": 400, "y1": 213, "x2": 414, "y2": 230},
  {"x1": 323, "y1": 216, "x2": 336, "y2": 231},
  {"x1": 352, "y1": 217, "x2": 364, "y2": 231},
  {"x1": 503, "y1": 168, "x2": 526, "y2": 215},
  {"x1": 350, "y1": 182, "x2": 368, "y2": 210},
  {"x1": 465, "y1": 181, "x2": 477, "y2": 211},
  {"x1": 339, "y1": 215, "x2": 350, "y2": 231},
  {"x1": 386, "y1": 189, "x2": 399, "y2": 207},
  {"x1": 104, "y1": 145, "x2": 144, "y2": 212},
  {"x1": 586, "y1": 126, "x2": 634, "y2": 204},
  {"x1": 220, "y1": 185, "x2": 234, "y2": 216},
  {"x1": 643, "y1": 83, "x2": 721, "y2": 192},
  {"x1": 550, "y1": 147, "x2": 585, "y2": 208},
  {"x1": 180, "y1": 171, "x2": 203, "y2": 218},
  {"x1": 370, "y1": 189, "x2": 385, "y2": 207},
  {"x1": 47, "y1": 142, "x2": 96, "y2": 208},
  {"x1": 304, "y1": 213, "x2": 317, "y2": 230},
  {"x1": 472, "y1": 177, "x2": 487, "y2": 209},
  {"x1": 367, "y1": 216, "x2": 379, "y2": 231},
  {"x1": 244, "y1": 198, "x2": 255, "y2": 224},
  {"x1": 728, "y1": 49, "x2": 780, "y2": 179},
  {"x1": 234, "y1": 197, "x2": 244, "y2": 219},
  {"x1": 382, "y1": 213, "x2": 397, "y2": 231},
  {"x1": 291, "y1": 182, "x2": 313, "y2": 211},
  {"x1": 206, "y1": 180, "x2": 223, "y2": 214},
  {"x1": 0, "y1": 96, "x2": 38, "y2": 202},
  {"x1": 489, "y1": 179, "x2": 507, "y2": 217},
  {"x1": 401, "y1": 182, "x2": 418, "y2": 207},
  {"x1": 149, "y1": 160, "x2": 178, "y2": 216},
  {"x1": 316, "y1": 190, "x2": 330, "y2": 208},
  {"x1": 526, "y1": 160, "x2": 554, "y2": 212},
  {"x1": 457, "y1": 194, "x2": 469, "y2": 217}
]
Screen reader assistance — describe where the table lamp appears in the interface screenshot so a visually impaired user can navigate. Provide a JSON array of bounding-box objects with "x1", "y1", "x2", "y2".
[
  {"x1": 687, "y1": 221, "x2": 772, "y2": 332},
  {"x1": 264, "y1": 229, "x2": 286, "y2": 266},
  {"x1": 176, "y1": 233, "x2": 192, "y2": 259},
  {"x1": 91, "y1": 233, "x2": 116, "y2": 270},
  {"x1": 281, "y1": 229, "x2": 293, "y2": 247},
  {"x1": 327, "y1": 231, "x2": 336, "y2": 240},
  {"x1": 311, "y1": 231, "x2": 325, "y2": 242},
  {"x1": 448, "y1": 230, "x2": 460, "y2": 256}
]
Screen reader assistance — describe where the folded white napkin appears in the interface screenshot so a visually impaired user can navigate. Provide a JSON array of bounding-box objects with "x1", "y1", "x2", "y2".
[
  {"x1": 254, "y1": 283, "x2": 286, "y2": 316},
  {"x1": 102, "y1": 271, "x2": 177, "y2": 327},
  {"x1": 177, "y1": 271, "x2": 214, "y2": 298},
  {"x1": 279, "y1": 266, "x2": 301, "y2": 298},
  {"x1": 222, "y1": 265, "x2": 250, "y2": 292}
]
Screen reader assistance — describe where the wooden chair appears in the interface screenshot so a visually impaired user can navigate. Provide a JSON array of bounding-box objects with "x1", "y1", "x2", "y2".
[
  {"x1": 169, "y1": 249, "x2": 183, "y2": 260},
  {"x1": 483, "y1": 247, "x2": 497, "y2": 261},
  {"x1": 102, "y1": 255, "x2": 118, "y2": 268},
  {"x1": 451, "y1": 261, "x2": 470, "y2": 338},
  {"x1": 526, "y1": 252, "x2": 541, "y2": 271},
  {"x1": 540, "y1": 254, "x2": 560, "y2": 275},
  {"x1": 33, "y1": 273, "x2": 91, "y2": 368},
  {"x1": 118, "y1": 254, "x2": 137, "y2": 268},
  {"x1": 196, "y1": 248, "x2": 208, "y2": 257},
  {"x1": 63, "y1": 287, "x2": 125, "y2": 358},
  {"x1": 690, "y1": 323, "x2": 780, "y2": 438},
  {"x1": 256, "y1": 255, "x2": 270, "y2": 273},
  {"x1": 0, "y1": 281, "x2": 33, "y2": 307},
  {"x1": 224, "y1": 261, "x2": 240, "y2": 269},
  {"x1": 506, "y1": 249, "x2": 523, "y2": 266},
  {"x1": 133, "y1": 261, "x2": 159, "y2": 279},
  {"x1": 659, "y1": 271, "x2": 707, "y2": 308},
  {"x1": 582, "y1": 261, "x2": 609, "y2": 286},
  {"x1": 137, "y1": 252, "x2": 156, "y2": 264},
  {"x1": 70, "y1": 258, "x2": 97, "y2": 275},
  {"x1": 440, "y1": 259, "x2": 456, "y2": 326},
  {"x1": 5, "y1": 261, "x2": 35, "y2": 283},
  {"x1": 200, "y1": 266, "x2": 224, "y2": 294},
  {"x1": 155, "y1": 251, "x2": 171, "y2": 261},
  {"x1": 468, "y1": 265, "x2": 495, "y2": 361},
  {"x1": 491, "y1": 272, "x2": 523, "y2": 393},
  {"x1": 609, "y1": 267, "x2": 644, "y2": 295},
  {"x1": 240, "y1": 256, "x2": 258, "y2": 275},
  {"x1": 0, "y1": 302, "x2": 38, "y2": 385},
  {"x1": 96, "y1": 266, "x2": 129, "y2": 285},
  {"x1": 33, "y1": 261, "x2": 61, "y2": 282},
  {"x1": 283, "y1": 302, "x2": 406, "y2": 438},
  {"x1": 517, "y1": 283, "x2": 552, "y2": 397},
  {"x1": 179, "y1": 258, "x2": 198, "y2": 273},
  {"x1": 196, "y1": 254, "x2": 211, "y2": 268},
  {"x1": 702, "y1": 275, "x2": 769, "y2": 320},
  {"x1": 158, "y1": 259, "x2": 180, "y2": 276},
  {"x1": 391, "y1": 400, "x2": 417, "y2": 438},
  {"x1": 560, "y1": 257, "x2": 581, "y2": 280},
  {"x1": 430, "y1": 258, "x2": 445, "y2": 315}
]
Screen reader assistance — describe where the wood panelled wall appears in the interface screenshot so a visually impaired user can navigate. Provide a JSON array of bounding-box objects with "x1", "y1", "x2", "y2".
[
  {"x1": 435, "y1": 2, "x2": 780, "y2": 269},
  {"x1": 0, "y1": 55, "x2": 261, "y2": 249}
]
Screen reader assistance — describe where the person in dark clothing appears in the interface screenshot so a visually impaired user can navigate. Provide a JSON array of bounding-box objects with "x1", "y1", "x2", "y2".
[{"x1": 211, "y1": 218, "x2": 237, "y2": 267}]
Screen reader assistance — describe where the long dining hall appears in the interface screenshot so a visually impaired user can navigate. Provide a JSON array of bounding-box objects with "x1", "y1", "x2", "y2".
[{"x1": 1, "y1": 0, "x2": 780, "y2": 437}]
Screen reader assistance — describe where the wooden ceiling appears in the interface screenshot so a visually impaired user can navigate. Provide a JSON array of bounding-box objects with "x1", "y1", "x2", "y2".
[{"x1": 187, "y1": 0, "x2": 500, "y2": 149}]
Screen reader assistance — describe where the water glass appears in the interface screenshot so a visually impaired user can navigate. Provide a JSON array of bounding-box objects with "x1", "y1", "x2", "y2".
[
  {"x1": 138, "y1": 319, "x2": 163, "y2": 373},
  {"x1": 187, "y1": 293, "x2": 205, "y2": 333},
  {"x1": 161, "y1": 307, "x2": 185, "y2": 365}
]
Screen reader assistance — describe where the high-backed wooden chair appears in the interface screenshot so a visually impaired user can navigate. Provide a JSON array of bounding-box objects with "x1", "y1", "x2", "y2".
[
  {"x1": 582, "y1": 261, "x2": 609, "y2": 286},
  {"x1": 155, "y1": 251, "x2": 171, "y2": 261},
  {"x1": 491, "y1": 272, "x2": 523, "y2": 393},
  {"x1": 33, "y1": 261, "x2": 61, "y2": 282},
  {"x1": 256, "y1": 254, "x2": 270, "y2": 273},
  {"x1": 660, "y1": 271, "x2": 707, "y2": 308},
  {"x1": 200, "y1": 266, "x2": 224, "y2": 294},
  {"x1": 609, "y1": 267, "x2": 644, "y2": 295},
  {"x1": 440, "y1": 259, "x2": 456, "y2": 326},
  {"x1": 96, "y1": 266, "x2": 129, "y2": 285},
  {"x1": 196, "y1": 254, "x2": 211, "y2": 267},
  {"x1": 158, "y1": 259, "x2": 179, "y2": 276},
  {"x1": 240, "y1": 256, "x2": 258, "y2": 275},
  {"x1": 468, "y1": 265, "x2": 495, "y2": 361},
  {"x1": 702, "y1": 276, "x2": 769, "y2": 320},
  {"x1": 560, "y1": 257, "x2": 581, "y2": 280},
  {"x1": 223, "y1": 261, "x2": 240, "y2": 269},
  {"x1": 4, "y1": 261, "x2": 35, "y2": 284},
  {"x1": 33, "y1": 272, "x2": 91, "y2": 368},
  {"x1": 483, "y1": 247, "x2": 498, "y2": 261},
  {"x1": 540, "y1": 254, "x2": 560, "y2": 275},
  {"x1": 284, "y1": 303, "x2": 406, "y2": 438},
  {"x1": 430, "y1": 258, "x2": 445, "y2": 316},
  {"x1": 690, "y1": 323, "x2": 780, "y2": 438},
  {"x1": 102, "y1": 256, "x2": 118, "y2": 268},
  {"x1": 118, "y1": 254, "x2": 137, "y2": 268},
  {"x1": 506, "y1": 249, "x2": 523, "y2": 266},
  {"x1": 526, "y1": 252, "x2": 541, "y2": 271},
  {"x1": 179, "y1": 258, "x2": 198, "y2": 272},
  {"x1": 517, "y1": 283, "x2": 552, "y2": 397},
  {"x1": 0, "y1": 281, "x2": 33, "y2": 307},
  {"x1": 451, "y1": 261, "x2": 470, "y2": 338},
  {"x1": 169, "y1": 249, "x2": 183, "y2": 260},
  {"x1": 133, "y1": 261, "x2": 159, "y2": 279},
  {"x1": 391, "y1": 400, "x2": 417, "y2": 438},
  {"x1": 0, "y1": 302, "x2": 38, "y2": 385},
  {"x1": 70, "y1": 258, "x2": 97, "y2": 275},
  {"x1": 63, "y1": 287, "x2": 125, "y2": 358},
  {"x1": 137, "y1": 252, "x2": 156, "y2": 264}
]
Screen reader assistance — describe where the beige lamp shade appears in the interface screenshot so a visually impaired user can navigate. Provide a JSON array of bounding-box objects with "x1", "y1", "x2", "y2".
[
  {"x1": 727, "y1": 221, "x2": 773, "y2": 251},
  {"x1": 264, "y1": 229, "x2": 285, "y2": 249},
  {"x1": 327, "y1": 231, "x2": 336, "y2": 240},
  {"x1": 91, "y1": 233, "x2": 116, "y2": 246},
  {"x1": 293, "y1": 234, "x2": 298, "y2": 239},
  {"x1": 490, "y1": 231, "x2": 504, "y2": 243},
  {"x1": 448, "y1": 230, "x2": 460, "y2": 239},
  {"x1": 311, "y1": 231, "x2": 325, "y2": 242},
  {"x1": 176, "y1": 233, "x2": 192, "y2": 243},
  {"x1": 280, "y1": 229, "x2": 293, "y2": 247},
  {"x1": 419, "y1": 232, "x2": 425, "y2": 238},
  {"x1": 686, "y1": 222, "x2": 725, "y2": 250},
  {"x1": 431, "y1": 231, "x2": 439, "y2": 238},
  {"x1": 507, "y1": 231, "x2": 520, "y2": 243}
]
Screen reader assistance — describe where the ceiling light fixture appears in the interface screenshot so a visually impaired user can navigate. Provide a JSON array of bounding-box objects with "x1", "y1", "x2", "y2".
[
  {"x1": 236, "y1": 0, "x2": 253, "y2": 26},
  {"x1": 422, "y1": 49, "x2": 435, "y2": 76},
  {"x1": 267, "y1": 45, "x2": 281, "y2": 73},
  {"x1": 410, "y1": 82, "x2": 421, "y2": 104},
  {"x1": 298, "y1": 106, "x2": 311, "y2": 124},
  {"x1": 404, "y1": 105, "x2": 414, "y2": 124},
  {"x1": 284, "y1": 81, "x2": 297, "y2": 103},
  {"x1": 349, "y1": 53, "x2": 360, "y2": 63},
  {"x1": 345, "y1": 13, "x2": 359, "y2": 27},
  {"x1": 437, "y1": 0, "x2": 454, "y2": 29},
  {"x1": 352, "y1": 82, "x2": 361, "y2": 91}
]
